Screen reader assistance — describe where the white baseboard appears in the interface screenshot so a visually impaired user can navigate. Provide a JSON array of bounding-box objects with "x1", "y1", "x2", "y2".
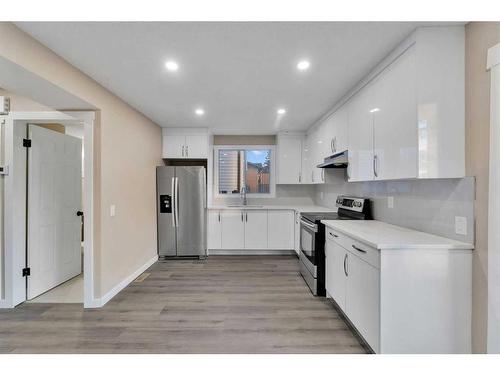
[
  {"x1": 88, "y1": 255, "x2": 158, "y2": 308},
  {"x1": 208, "y1": 249, "x2": 295, "y2": 256}
]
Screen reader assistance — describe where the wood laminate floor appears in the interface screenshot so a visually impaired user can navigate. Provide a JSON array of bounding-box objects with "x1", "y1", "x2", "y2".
[{"x1": 0, "y1": 256, "x2": 367, "y2": 354}]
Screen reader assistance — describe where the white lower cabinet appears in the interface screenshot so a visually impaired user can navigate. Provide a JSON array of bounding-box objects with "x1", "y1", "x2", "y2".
[
  {"x1": 208, "y1": 209, "x2": 294, "y2": 251},
  {"x1": 325, "y1": 226, "x2": 472, "y2": 354},
  {"x1": 244, "y1": 210, "x2": 268, "y2": 249},
  {"x1": 326, "y1": 233, "x2": 381, "y2": 353},
  {"x1": 220, "y1": 210, "x2": 245, "y2": 249},
  {"x1": 294, "y1": 211, "x2": 301, "y2": 255},
  {"x1": 268, "y1": 210, "x2": 295, "y2": 249},
  {"x1": 207, "y1": 210, "x2": 222, "y2": 249},
  {"x1": 346, "y1": 252, "x2": 380, "y2": 353},
  {"x1": 325, "y1": 239, "x2": 348, "y2": 312}
]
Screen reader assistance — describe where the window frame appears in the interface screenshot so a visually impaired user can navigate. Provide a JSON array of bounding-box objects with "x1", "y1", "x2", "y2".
[{"x1": 213, "y1": 145, "x2": 276, "y2": 199}]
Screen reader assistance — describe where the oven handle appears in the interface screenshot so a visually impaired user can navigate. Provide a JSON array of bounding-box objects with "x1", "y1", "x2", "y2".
[{"x1": 300, "y1": 218, "x2": 318, "y2": 232}]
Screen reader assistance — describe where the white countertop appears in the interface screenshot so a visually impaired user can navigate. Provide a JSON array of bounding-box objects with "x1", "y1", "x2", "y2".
[
  {"x1": 321, "y1": 220, "x2": 474, "y2": 250},
  {"x1": 208, "y1": 204, "x2": 336, "y2": 213}
]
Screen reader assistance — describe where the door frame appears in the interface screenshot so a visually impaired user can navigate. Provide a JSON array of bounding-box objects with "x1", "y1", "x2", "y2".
[{"x1": 0, "y1": 110, "x2": 96, "y2": 308}]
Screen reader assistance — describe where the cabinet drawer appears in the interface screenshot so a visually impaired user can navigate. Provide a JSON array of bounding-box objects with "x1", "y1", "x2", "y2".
[{"x1": 326, "y1": 227, "x2": 380, "y2": 269}]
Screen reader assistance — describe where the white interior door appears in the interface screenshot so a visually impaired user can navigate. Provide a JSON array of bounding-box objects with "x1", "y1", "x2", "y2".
[{"x1": 27, "y1": 125, "x2": 82, "y2": 299}]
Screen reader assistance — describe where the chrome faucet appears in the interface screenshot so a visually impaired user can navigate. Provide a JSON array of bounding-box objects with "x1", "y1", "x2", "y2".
[{"x1": 241, "y1": 185, "x2": 248, "y2": 206}]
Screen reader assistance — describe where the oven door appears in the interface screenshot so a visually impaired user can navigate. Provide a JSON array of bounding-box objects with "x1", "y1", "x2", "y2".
[{"x1": 300, "y1": 217, "x2": 318, "y2": 265}]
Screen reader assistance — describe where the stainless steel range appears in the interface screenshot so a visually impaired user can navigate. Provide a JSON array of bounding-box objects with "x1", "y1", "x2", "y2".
[{"x1": 299, "y1": 196, "x2": 371, "y2": 296}]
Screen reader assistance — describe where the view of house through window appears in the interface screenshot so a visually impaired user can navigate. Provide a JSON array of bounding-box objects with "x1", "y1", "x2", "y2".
[{"x1": 218, "y1": 149, "x2": 271, "y2": 194}]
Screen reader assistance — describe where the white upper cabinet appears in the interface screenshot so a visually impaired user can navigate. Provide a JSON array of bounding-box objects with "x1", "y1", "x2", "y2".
[
  {"x1": 373, "y1": 45, "x2": 418, "y2": 181},
  {"x1": 345, "y1": 26, "x2": 465, "y2": 181},
  {"x1": 162, "y1": 134, "x2": 185, "y2": 158},
  {"x1": 185, "y1": 135, "x2": 209, "y2": 159},
  {"x1": 162, "y1": 128, "x2": 209, "y2": 159},
  {"x1": 277, "y1": 134, "x2": 303, "y2": 184},
  {"x1": 302, "y1": 136, "x2": 313, "y2": 184},
  {"x1": 347, "y1": 80, "x2": 376, "y2": 182},
  {"x1": 320, "y1": 106, "x2": 349, "y2": 160}
]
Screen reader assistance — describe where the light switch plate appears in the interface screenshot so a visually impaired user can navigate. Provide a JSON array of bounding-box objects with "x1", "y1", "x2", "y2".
[
  {"x1": 110, "y1": 204, "x2": 116, "y2": 217},
  {"x1": 455, "y1": 216, "x2": 467, "y2": 235},
  {"x1": 388, "y1": 196, "x2": 394, "y2": 209}
]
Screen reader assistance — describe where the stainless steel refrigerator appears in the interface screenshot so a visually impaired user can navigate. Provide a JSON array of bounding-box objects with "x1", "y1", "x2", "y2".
[{"x1": 156, "y1": 166, "x2": 207, "y2": 258}]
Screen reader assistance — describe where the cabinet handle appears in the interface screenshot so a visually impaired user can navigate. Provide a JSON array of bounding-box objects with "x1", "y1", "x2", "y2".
[
  {"x1": 343, "y1": 253, "x2": 348, "y2": 276},
  {"x1": 321, "y1": 169, "x2": 325, "y2": 182},
  {"x1": 329, "y1": 231, "x2": 338, "y2": 238},
  {"x1": 218, "y1": 212, "x2": 221, "y2": 222},
  {"x1": 333, "y1": 137, "x2": 337, "y2": 153},
  {"x1": 373, "y1": 154, "x2": 378, "y2": 178},
  {"x1": 245, "y1": 212, "x2": 248, "y2": 222},
  {"x1": 352, "y1": 244, "x2": 367, "y2": 253},
  {"x1": 182, "y1": 145, "x2": 185, "y2": 157},
  {"x1": 186, "y1": 145, "x2": 189, "y2": 157},
  {"x1": 241, "y1": 212, "x2": 244, "y2": 222},
  {"x1": 298, "y1": 172, "x2": 302, "y2": 183},
  {"x1": 311, "y1": 171, "x2": 314, "y2": 182},
  {"x1": 331, "y1": 138, "x2": 334, "y2": 153},
  {"x1": 346, "y1": 165, "x2": 350, "y2": 180}
]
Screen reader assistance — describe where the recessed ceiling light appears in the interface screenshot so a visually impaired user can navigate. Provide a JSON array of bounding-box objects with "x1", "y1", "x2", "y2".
[
  {"x1": 277, "y1": 108, "x2": 286, "y2": 115},
  {"x1": 370, "y1": 108, "x2": 380, "y2": 113},
  {"x1": 297, "y1": 60, "x2": 310, "y2": 71},
  {"x1": 165, "y1": 60, "x2": 179, "y2": 71},
  {"x1": 195, "y1": 108, "x2": 205, "y2": 116}
]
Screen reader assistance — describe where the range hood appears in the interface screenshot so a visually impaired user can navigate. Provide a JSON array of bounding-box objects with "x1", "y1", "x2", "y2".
[{"x1": 317, "y1": 150, "x2": 348, "y2": 168}]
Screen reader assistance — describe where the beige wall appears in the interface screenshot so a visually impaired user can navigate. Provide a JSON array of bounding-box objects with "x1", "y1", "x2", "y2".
[
  {"x1": 214, "y1": 135, "x2": 276, "y2": 145},
  {"x1": 0, "y1": 23, "x2": 163, "y2": 299},
  {"x1": 465, "y1": 22, "x2": 500, "y2": 353}
]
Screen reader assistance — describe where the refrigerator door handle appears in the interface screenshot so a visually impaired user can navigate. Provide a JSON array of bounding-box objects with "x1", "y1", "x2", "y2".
[
  {"x1": 171, "y1": 177, "x2": 176, "y2": 227},
  {"x1": 175, "y1": 177, "x2": 179, "y2": 227}
]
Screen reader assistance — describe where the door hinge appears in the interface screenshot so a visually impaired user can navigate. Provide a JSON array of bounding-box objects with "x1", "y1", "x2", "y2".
[
  {"x1": 22, "y1": 267, "x2": 30, "y2": 277},
  {"x1": 23, "y1": 139, "x2": 32, "y2": 148}
]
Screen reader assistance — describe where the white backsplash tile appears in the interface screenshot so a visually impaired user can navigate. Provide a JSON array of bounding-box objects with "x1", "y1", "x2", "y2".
[{"x1": 315, "y1": 169, "x2": 475, "y2": 244}]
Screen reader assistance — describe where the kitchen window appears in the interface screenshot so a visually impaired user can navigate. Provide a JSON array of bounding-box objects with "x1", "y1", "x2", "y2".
[{"x1": 214, "y1": 146, "x2": 275, "y2": 197}]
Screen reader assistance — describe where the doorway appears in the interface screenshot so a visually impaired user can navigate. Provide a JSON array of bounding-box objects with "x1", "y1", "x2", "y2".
[
  {"x1": 0, "y1": 111, "x2": 96, "y2": 308},
  {"x1": 25, "y1": 123, "x2": 84, "y2": 303}
]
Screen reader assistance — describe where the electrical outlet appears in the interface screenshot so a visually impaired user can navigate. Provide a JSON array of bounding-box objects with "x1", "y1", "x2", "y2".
[
  {"x1": 387, "y1": 196, "x2": 394, "y2": 209},
  {"x1": 110, "y1": 204, "x2": 116, "y2": 217},
  {"x1": 455, "y1": 216, "x2": 467, "y2": 235}
]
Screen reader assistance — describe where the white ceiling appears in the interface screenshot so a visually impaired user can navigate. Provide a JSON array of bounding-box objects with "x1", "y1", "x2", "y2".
[{"x1": 16, "y1": 22, "x2": 452, "y2": 134}]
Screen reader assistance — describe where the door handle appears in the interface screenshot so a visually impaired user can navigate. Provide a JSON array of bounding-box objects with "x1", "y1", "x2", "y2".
[
  {"x1": 352, "y1": 244, "x2": 367, "y2": 253},
  {"x1": 171, "y1": 177, "x2": 176, "y2": 227},
  {"x1": 343, "y1": 253, "x2": 348, "y2": 276},
  {"x1": 174, "y1": 177, "x2": 179, "y2": 227}
]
